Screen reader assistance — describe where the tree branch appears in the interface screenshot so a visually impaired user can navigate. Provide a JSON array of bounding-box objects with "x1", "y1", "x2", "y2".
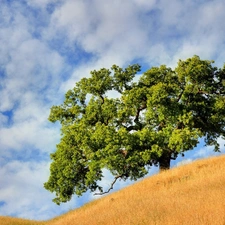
[
  {"x1": 100, "y1": 95, "x2": 104, "y2": 104},
  {"x1": 134, "y1": 104, "x2": 146, "y2": 122},
  {"x1": 94, "y1": 174, "x2": 123, "y2": 195},
  {"x1": 124, "y1": 125, "x2": 137, "y2": 131},
  {"x1": 177, "y1": 89, "x2": 184, "y2": 102}
]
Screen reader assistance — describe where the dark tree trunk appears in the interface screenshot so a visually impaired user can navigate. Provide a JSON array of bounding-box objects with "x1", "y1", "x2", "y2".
[{"x1": 159, "y1": 151, "x2": 171, "y2": 171}]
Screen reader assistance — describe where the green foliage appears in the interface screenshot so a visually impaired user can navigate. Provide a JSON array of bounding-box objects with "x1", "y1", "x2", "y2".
[{"x1": 44, "y1": 56, "x2": 225, "y2": 204}]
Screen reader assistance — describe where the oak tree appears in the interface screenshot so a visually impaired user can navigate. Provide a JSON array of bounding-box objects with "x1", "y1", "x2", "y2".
[{"x1": 44, "y1": 56, "x2": 225, "y2": 204}]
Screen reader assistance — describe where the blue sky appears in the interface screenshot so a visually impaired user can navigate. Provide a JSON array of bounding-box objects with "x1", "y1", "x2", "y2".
[{"x1": 0, "y1": 0, "x2": 225, "y2": 221}]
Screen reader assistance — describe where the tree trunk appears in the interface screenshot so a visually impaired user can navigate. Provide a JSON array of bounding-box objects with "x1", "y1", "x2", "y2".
[{"x1": 159, "y1": 151, "x2": 171, "y2": 171}]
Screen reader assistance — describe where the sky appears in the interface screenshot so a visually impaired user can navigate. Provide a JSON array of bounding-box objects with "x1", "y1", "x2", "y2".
[{"x1": 0, "y1": 0, "x2": 225, "y2": 221}]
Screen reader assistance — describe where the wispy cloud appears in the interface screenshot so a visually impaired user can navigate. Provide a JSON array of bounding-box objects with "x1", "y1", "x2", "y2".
[
  {"x1": 194, "y1": 137, "x2": 225, "y2": 159},
  {"x1": 0, "y1": 160, "x2": 73, "y2": 220},
  {"x1": 0, "y1": 0, "x2": 225, "y2": 220}
]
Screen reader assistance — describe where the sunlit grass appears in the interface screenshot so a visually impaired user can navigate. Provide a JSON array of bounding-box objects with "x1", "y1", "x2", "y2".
[
  {"x1": 0, "y1": 216, "x2": 45, "y2": 225},
  {"x1": 1, "y1": 154, "x2": 225, "y2": 225}
]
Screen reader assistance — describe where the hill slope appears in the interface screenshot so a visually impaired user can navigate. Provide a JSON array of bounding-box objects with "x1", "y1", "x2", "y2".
[{"x1": 1, "y1": 155, "x2": 225, "y2": 225}]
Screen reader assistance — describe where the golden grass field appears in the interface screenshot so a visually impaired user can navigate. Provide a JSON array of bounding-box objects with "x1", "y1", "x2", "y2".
[{"x1": 1, "y1": 154, "x2": 225, "y2": 225}]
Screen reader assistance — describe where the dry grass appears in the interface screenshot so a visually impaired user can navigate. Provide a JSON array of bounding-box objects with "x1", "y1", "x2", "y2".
[
  {"x1": 1, "y1": 155, "x2": 225, "y2": 225},
  {"x1": 0, "y1": 216, "x2": 45, "y2": 225}
]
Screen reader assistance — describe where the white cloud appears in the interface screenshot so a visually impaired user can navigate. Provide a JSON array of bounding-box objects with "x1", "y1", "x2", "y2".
[
  {"x1": 0, "y1": 119, "x2": 60, "y2": 155},
  {"x1": 4, "y1": 38, "x2": 64, "y2": 91},
  {"x1": 48, "y1": 0, "x2": 150, "y2": 60},
  {"x1": 0, "y1": 1, "x2": 66, "y2": 157},
  {"x1": 132, "y1": 0, "x2": 157, "y2": 10},
  {"x1": 176, "y1": 158, "x2": 193, "y2": 167},
  {"x1": 25, "y1": 0, "x2": 60, "y2": 9},
  {"x1": 171, "y1": 1, "x2": 225, "y2": 65},
  {"x1": 0, "y1": 92, "x2": 61, "y2": 157},
  {"x1": 0, "y1": 160, "x2": 74, "y2": 220},
  {"x1": 0, "y1": 6, "x2": 65, "y2": 112},
  {"x1": 193, "y1": 138, "x2": 225, "y2": 159},
  {"x1": 0, "y1": 113, "x2": 8, "y2": 126},
  {"x1": 46, "y1": 0, "x2": 95, "y2": 46}
]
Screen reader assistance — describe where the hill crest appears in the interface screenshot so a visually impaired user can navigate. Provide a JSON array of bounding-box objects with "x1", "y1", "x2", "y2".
[{"x1": 1, "y1": 154, "x2": 225, "y2": 225}]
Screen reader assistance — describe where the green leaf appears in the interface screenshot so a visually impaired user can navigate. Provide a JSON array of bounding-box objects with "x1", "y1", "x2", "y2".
[{"x1": 44, "y1": 56, "x2": 225, "y2": 204}]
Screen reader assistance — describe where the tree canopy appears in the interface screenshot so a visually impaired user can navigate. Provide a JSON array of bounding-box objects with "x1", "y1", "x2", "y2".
[{"x1": 44, "y1": 55, "x2": 225, "y2": 204}]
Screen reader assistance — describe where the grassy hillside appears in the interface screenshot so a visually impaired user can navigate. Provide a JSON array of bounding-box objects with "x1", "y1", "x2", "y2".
[{"x1": 1, "y1": 155, "x2": 225, "y2": 225}]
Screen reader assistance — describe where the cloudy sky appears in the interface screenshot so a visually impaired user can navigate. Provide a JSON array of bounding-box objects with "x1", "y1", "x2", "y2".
[{"x1": 0, "y1": 0, "x2": 225, "y2": 221}]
